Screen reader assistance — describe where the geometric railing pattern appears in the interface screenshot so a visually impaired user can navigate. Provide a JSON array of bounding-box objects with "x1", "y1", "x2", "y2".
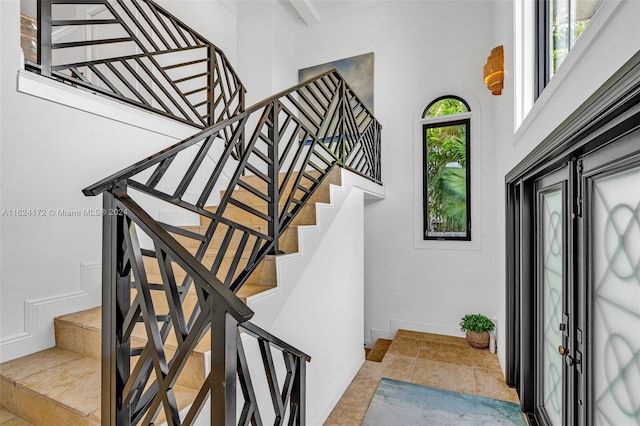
[
  {"x1": 101, "y1": 192, "x2": 309, "y2": 425},
  {"x1": 85, "y1": 69, "x2": 382, "y2": 293},
  {"x1": 32, "y1": 0, "x2": 244, "y2": 131},
  {"x1": 236, "y1": 321, "x2": 310, "y2": 425},
  {"x1": 84, "y1": 69, "x2": 382, "y2": 425}
]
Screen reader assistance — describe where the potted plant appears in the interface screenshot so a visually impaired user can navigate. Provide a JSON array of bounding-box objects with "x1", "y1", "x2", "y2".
[{"x1": 460, "y1": 314, "x2": 495, "y2": 349}]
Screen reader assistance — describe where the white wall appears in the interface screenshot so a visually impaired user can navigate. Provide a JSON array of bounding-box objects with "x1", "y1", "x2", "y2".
[
  {"x1": 265, "y1": 187, "x2": 367, "y2": 425},
  {"x1": 283, "y1": 1, "x2": 501, "y2": 344},
  {"x1": 237, "y1": 4, "x2": 296, "y2": 106},
  {"x1": 0, "y1": 0, "x2": 239, "y2": 361},
  {"x1": 156, "y1": 0, "x2": 238, "y2": 66},
  {"x1": 492, "y1": 0, "x2": 640, "y2": 368}
]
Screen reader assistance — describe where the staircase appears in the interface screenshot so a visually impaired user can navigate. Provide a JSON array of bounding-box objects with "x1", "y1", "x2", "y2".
[
  {"x1": 0, "y1": 170, "x2": 341, "y2": 425},
  {"x1": 5, "y1": 1, "x2": 383, "y2": 424}
]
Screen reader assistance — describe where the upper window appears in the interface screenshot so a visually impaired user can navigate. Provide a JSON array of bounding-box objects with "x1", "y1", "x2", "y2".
[
  {"x1": 422, "y1": 96, "x2": 471, "y2": 241},
  {"x1": 536, "y1": 0, "x2": 600, "y2": 97}
]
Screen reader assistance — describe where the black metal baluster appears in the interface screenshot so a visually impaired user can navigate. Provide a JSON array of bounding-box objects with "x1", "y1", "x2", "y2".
[
  {"x1": 210, "y1": 309, "x2": 239, "y2": 426},
  {"x1": 268, "y1": 101, "x2": 281, "y2": 255},
  {"x1": 101, "y1": 182, "x2": 131, "y2": 426},
  {"x1": 291, "y1": 356, "x2": 307, "y2": 426}
]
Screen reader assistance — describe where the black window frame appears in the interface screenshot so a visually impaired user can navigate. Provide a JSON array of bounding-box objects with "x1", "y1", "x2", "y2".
[
  {"x1": 535, "y1": 0, "x2": 600, "y2": 99},
  {"x1": 535, "y1": 0, "x2": 551, "y2": 99},
  {"x1": 422, "y1": 96, "x2": 472, "y2": 241}
]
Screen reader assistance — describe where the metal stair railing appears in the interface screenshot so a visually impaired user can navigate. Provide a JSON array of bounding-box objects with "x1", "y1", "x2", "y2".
[
  {"x1": 31, "y1": 0, "x2": 245, "y2": 133},
  {"x1": 84, "y1": 69, "x2": 381, "y2": 425}
]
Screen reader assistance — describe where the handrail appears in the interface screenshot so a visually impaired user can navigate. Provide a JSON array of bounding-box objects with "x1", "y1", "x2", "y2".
[
  {"x1": 90, "y1": 67, "x2": 382, "y2": 425},
  {"x1": 84, "y1": 69, "x2": 377, "y2": 196},
  {"x1": 86, "y1": 69, "x2": 381, "y2": 293},
  {"x1": 239, "y1": 320, "x2": 311, "y2": 362},
  {"x1": 32, "y1": 0, "x2": 245, "y2": 131}
]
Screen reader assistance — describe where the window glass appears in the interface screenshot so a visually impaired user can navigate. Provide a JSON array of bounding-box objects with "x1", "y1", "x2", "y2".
[
  {"x1": 538, "y1": 0, "x2": 600, "y2": 95},
  {"x1": 422, "y1": 97, "x2": 471, "y2": 241},
  {"x1": 423, "y1": 98, "x2": 469, "y2": 118}
]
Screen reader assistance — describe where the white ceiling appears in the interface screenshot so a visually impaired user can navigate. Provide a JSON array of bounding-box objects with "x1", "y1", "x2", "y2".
[
  {"x1": 227, "y1": 0, "x2": 390, "y2": 27},
  {"x1": 20, "y1": 0, "x2": 388, "y2": 29}
]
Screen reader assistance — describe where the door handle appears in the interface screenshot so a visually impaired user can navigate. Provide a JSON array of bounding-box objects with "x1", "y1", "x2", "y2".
[
  {"x1": 565, "y1": 354, "x2": 581, "y2": 366},
  {"x1": 558, "y1": 345, "x2": 582, "y2": 367}
]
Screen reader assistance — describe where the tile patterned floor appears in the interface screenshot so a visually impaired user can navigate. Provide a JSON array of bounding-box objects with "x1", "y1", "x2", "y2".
[
  {"x1": 1, "y1": 329, "x2": 518, "y2": 426},
  {"x1": 324, "y1": 330, "x2": 520, "y2": 426}
]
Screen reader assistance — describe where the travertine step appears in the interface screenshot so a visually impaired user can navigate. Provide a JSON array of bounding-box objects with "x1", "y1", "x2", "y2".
[
  {"x1": 54, "y1": 307, "x2": 209, "y2": 390},
  {"x1": 0, "y1": 347, "x2": 198, "y2": 426}
]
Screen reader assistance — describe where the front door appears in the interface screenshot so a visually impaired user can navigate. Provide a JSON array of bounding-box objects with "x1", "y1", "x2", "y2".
[
  {"x1": 530, "y1": 131, "x2": 640, "y2": 426},
  {"x1": 535, "y1": 165, "x2": 574, "y2": 425},
  {"x1": 580, "y1": 134, "x2": 640, "y2": 425}
]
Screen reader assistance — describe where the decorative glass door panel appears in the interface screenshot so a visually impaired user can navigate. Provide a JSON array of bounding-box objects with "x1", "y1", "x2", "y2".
[
  {"x1": 590, "y1": 164, "x2": 640, "y2": 425},
  {"x1": 541, "y1": 188, "x2": 564, "y2": 425}
]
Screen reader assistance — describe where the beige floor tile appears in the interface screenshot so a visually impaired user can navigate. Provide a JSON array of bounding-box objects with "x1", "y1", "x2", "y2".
[
  {"x1": 471, "y1": 348, "x2": 502, "y2": 370},
  {"x1": 411, "y1": 358, "x2": 475, "y2": 395},
  {"x1": 336, "y1": 373, "x2": 380, "y2": 411},
  {"x1": 473, "y1": 367, "x2": 520, "y2": 403},
  {"x1": 386, "y1": 336, "x2": 419, "y2": 358},
  {"x1": 326, "y1": 331, "x2": 520, "y2": 424},
  {"x1": 418, "y1": 341, "x2": 473, "y2": 366},
  {"x1": 323, "y1": 405, "x2": 366, "y2": 426},
  {"x1": 358, "y1": 355, "x2": 416, "y2": 382},
  {"x1": 394, "y1": 329, "x2": 426, "y2": 340}
]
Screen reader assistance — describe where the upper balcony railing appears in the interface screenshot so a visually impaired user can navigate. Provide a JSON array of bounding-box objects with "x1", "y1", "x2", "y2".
[{"x1": 29, "y1": 0, "x2": 245, "y2": 131}]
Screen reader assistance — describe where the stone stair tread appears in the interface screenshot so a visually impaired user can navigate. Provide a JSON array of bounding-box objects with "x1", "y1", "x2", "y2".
[
  {"x1": 55, "y1": 307, "x2": 102, "y2": 330},
  {"x1": 0, "y1": 347, "x2": 198, "y2": 426},
  {"x1": 236, "y1": 283, "x2": 276, "y2": 302},
  {"x1": 14, "y1": 351, "x2": 100, "y2": 417},
  {"x1": 0, "y1": 347, "x2": 83, "y2": 386}
]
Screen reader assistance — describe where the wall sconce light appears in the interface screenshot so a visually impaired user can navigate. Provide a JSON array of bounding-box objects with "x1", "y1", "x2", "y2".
[{"x1": 483, "y1": 45, "x2": 504, "y2": 95}]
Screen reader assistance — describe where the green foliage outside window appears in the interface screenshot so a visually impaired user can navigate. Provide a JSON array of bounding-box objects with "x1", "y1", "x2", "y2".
[
  {"x1": 423, "y1": 98, "x2": 469, "y2": 238},
  {"x1": 552, "y1": 18, "x2": 590, "y2": 73},
  {"x1": 426, "y1": 125, "x2": 467, "y2": 233}
]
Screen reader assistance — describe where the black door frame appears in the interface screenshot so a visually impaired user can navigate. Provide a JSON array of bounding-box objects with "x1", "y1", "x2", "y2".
[
  {"x1": 505, "y1": 52, "x2": 640, "y2": 424},
  {"x1": 534, "y1": 166, "x2": 572, "y2": 425}
]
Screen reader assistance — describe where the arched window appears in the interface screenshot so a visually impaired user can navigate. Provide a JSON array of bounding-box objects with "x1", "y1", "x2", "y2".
[{"x1": 422, "y1": 96, "x2": 471, "y2": 240}]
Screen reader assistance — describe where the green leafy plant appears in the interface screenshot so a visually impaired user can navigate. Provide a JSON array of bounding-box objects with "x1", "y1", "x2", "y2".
[{"x1": 460, "y1": 314, "x2": 495, "y2": 333}]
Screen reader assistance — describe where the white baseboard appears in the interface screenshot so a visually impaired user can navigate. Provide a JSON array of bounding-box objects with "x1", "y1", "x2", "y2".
[{"x1": 0, "y1": 262, "x2": 101, "y2": 362}]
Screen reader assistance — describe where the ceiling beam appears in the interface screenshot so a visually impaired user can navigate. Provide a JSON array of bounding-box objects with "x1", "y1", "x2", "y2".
[{"x1": 287, "y1": 0, "x2": 320, "y2": 26}]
